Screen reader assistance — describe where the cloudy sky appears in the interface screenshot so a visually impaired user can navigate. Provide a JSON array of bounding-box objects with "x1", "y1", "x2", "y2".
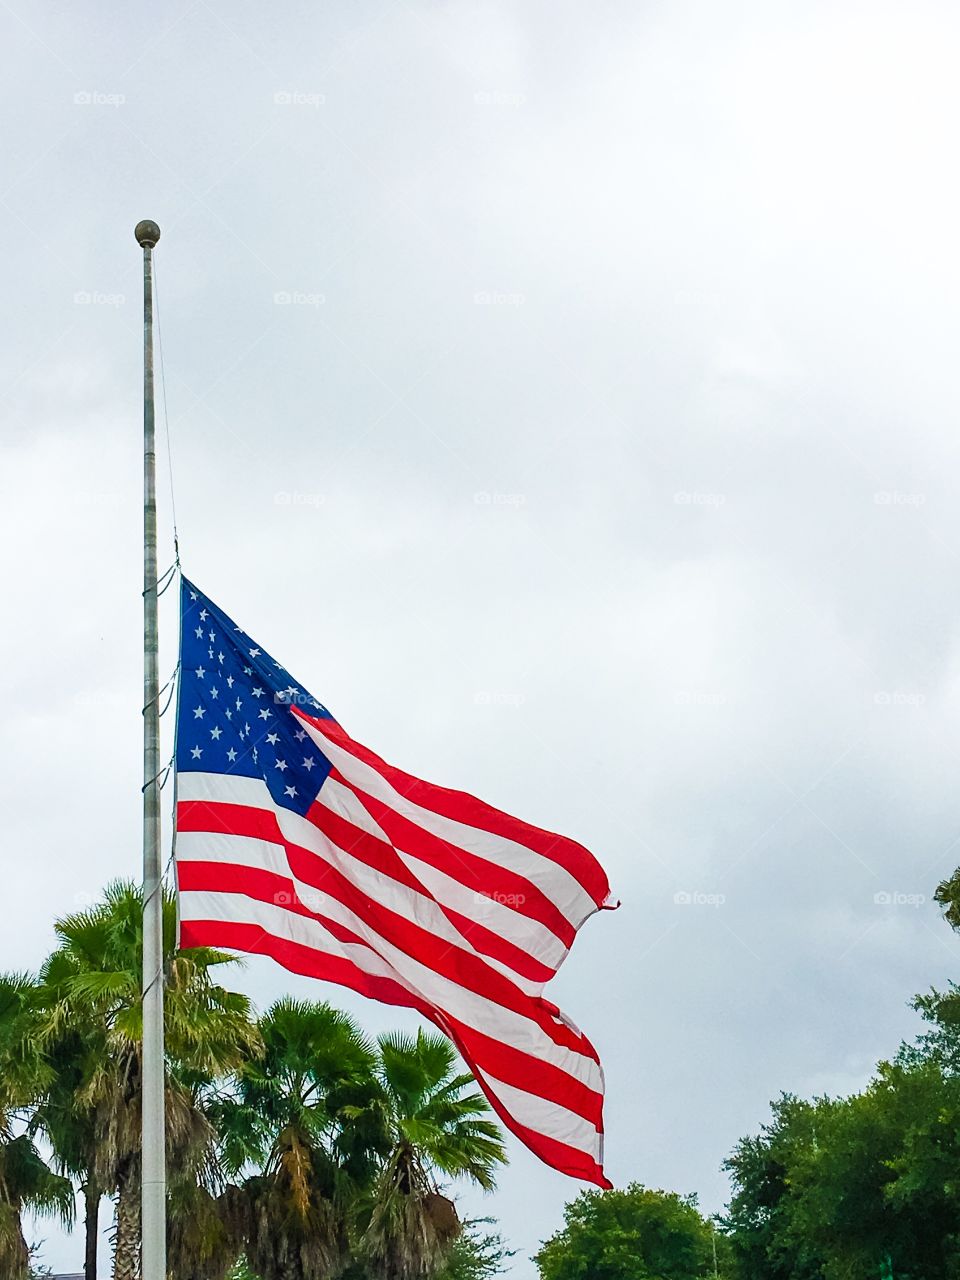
[{"x1": 5, "y1": 0, "x2": 960, "y2": 1273}]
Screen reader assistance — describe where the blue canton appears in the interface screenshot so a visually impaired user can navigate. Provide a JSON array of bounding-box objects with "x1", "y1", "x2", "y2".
[{"x1": 176, "y1": 576, "x2": 335, "y2": 817}]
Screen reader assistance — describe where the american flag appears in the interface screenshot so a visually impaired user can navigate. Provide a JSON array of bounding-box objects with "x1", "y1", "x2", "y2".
[{"x1": 174, "y1": 576, "x2": 616, "y2": 1186}]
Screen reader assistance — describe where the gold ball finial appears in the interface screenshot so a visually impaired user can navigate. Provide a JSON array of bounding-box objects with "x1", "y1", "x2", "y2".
[{"x1": 134, "y1": 220, "x2": 161, "y2": 248}]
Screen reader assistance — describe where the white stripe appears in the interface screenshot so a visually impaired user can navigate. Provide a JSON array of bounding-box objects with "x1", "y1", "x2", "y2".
[
  {"x1": 177, "y1": 885, "x2": 604, "y2": 1101},
  {"x1": 180, "y1": 771, "x2": 565, "y2": 980},
  {"x1": 300, "y1": 722, "x2": 599, "y2": 928}
]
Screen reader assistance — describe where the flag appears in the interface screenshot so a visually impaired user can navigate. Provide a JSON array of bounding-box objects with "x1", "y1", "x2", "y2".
[{"x1": 174, "y1": 576, "x2": 617, "y2": 1186}]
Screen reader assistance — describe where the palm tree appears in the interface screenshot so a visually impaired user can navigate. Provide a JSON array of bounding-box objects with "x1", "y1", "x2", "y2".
[
  {"x1": 361, "y1": 1030, "x2": 506, "y2": 1280},
  {"x1": 28, "y1": 1026, "x2": 101, "y2": 1280},
  {"x1": 214, "y1": 998, "x2": 390, "y2": 1280},
  {"x1": 38, "y1": 880, "x2": 260, "y2": 1280},
  {"x1": 0, "y1": 973, "x2": 74, "y2": 1278}
]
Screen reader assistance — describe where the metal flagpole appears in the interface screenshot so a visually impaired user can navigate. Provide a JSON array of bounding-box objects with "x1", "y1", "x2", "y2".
[{"x1": 135, "y1": 217, "x2": 167, "y2": 1280}]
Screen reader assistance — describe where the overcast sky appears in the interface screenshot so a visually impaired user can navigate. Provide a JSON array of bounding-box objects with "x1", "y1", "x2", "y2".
[{"x1": 5, "y1": 1, "x2": 960, "y2": 1274}]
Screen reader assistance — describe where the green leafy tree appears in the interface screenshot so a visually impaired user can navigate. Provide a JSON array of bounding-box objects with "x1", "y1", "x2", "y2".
[
  {"x1": 0, "y1": 974, "x2": 74, "y2": 1279},
  {"x1": 535, "y1": 1183, "x2": 721, "y2": 1280},
  {"x1": 724, "y1": 1066, "x2": 960, "y2": 1279},
  {"x1": 38, "y1": 881, "x2": 259, "y2": 1280},
  {"x1": 30, "y1": 1024, "x2": 103, "y2": 1280},
  {"x1": 434, "y1": 1218, "x2": 514, "y2": 1279},
  {"x1": 212, "y1": 998, "x2": 390, "y2": 1280},
  {"x1": 361, "y1": 1029, "x2": 505, "y2": 1280},
  {"x1": 723, "y1": 1095, "x2": 824, "y2": 1280}
]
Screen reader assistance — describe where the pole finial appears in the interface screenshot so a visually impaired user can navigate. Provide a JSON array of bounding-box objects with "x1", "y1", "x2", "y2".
[{"x1": 135, "y1": 219, "x2": 161, "y2": 248}]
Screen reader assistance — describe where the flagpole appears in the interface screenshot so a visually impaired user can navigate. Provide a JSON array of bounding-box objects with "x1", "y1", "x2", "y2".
[{"x1": 135, "y1": 217, "x2": 166, "y2": 1280}]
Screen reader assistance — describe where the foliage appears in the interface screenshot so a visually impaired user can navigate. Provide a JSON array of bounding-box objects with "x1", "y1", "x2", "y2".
[
  {"x1": 361, "y1": 1029, "x2": 506, "y2": 1280},
  {"x1": 534, "y1": 1183, "x2": 723, "y2": 1280},
  {"x1": 37, "y1": 880, "x2": 259, "y2": 1280},
  {"x1": 0, "y1": 975, "x2": 73, "y2": 1279},
  {"x1": 434, "y1": 1218, "x2": 515, "y2": 1279},
  {"x1": 211, "y1": 998, "x2": 388, "y2": 1280},
  {"x1": 721, "y1": 859, "x2": 960, "y2": 1280}
]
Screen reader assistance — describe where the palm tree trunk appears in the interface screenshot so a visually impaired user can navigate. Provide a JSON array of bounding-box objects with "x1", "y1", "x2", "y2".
[
  {"x1": 83, "y1": 1179, "x2": 99, "y2": 1280},
  {"x1": 113, "y1": 1171, "x2": 141, "y2": 1280}
]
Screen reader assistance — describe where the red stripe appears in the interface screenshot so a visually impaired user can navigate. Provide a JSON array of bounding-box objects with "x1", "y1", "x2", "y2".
[
  {"x1": 297, "y1": 711, "x2": 611, "y2": 907},
  {"x1": 179, "y1": 916, "x2": 608, "y2": 1185},
  {"x1": 178, "y1": 840, "x2": 594, "y2": 1060},
  {"x1": 324, "y1": 774, "x2": 577, "y2": 946},
  {"x1": 179, "y1": 799, "x2": 279, "y2": 841}
]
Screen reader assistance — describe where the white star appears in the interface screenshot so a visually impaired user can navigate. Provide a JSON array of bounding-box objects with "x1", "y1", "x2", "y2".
[
  {"x1": 252, "y1": 747, "x2": 258, "y2": 763},
  {"x1": 309, "y1": 699, "x2": 321, "y2": 710},
  {"x1": 294, "y1": 729, "x2": 307, "y2": 742},
  {"x1": 208, "y1": 631, "x2": 215, "y2": 643},
  {"x1": 235, "y1": 698, "x2": 242, "y2": 710},
  {"x1": 243, "y1": 666, "x2": 253, "y2": 676},
  {"x1": 194, "y1": 626, "x2": 203, "y2": 639},
  {"x1": 226, "y1": 675, "x2": 235, "y2": 688},
  {"x1": 284, "y1": 785, "x2": 297, "y2": 798},
  {"x1": 226, "y1": 747, "x2": 237, "y2": 762},
  {"x1": 303, "y1": 757, "x2": 315, "y2": 771},
  {"x1": 251, "y1": 687, "x2": 264, "y2": 698},
  {"x1": 210, "y1": 726, "x2": 222, "y2": 740},
  {"x1": 210, "y1": 686, "x2": 219, "y2": 700},
  {"x1": 225, "y1": 709, "x2": 233, "y2": 720},
  {"x1": 189, "y1": 590, "x2": 198, "y2": 601},
  {"x1": 193, "y1": 706, "x2": 205, "y2": 720},
  {"x1": 273, "y1": 660, "x2": 284, "y2": 669},
  {"x1": 274, "y1": 759, "x2": 288, "y2": 772},
  {"x1": 218, "y1": 652, "x2": 225, "y2": 663},
  {"x1": 208, "y1": 648, "x2": 214, "y2": 659},
  {"x1": 258, "y1": 709, "x2": 272, "y2": 720},
  {"x1": 199, "y1": 609, "x2": 208, "y2": 621},
  {"x1": 266, "y1": 732, "x2": 279, "y2": 745},
  {"x1": 195, "y1": 666, "x2": 205, "y2": 679},
  {"x1": 249, "y1": 648, "x2": 261, "y2": 659},
  {"x1": 190, "y1": 745, "x2": 202, "y2": 759},
  {"x1": 244, "y1": 723, "x2": 250, "y2": 735}
]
